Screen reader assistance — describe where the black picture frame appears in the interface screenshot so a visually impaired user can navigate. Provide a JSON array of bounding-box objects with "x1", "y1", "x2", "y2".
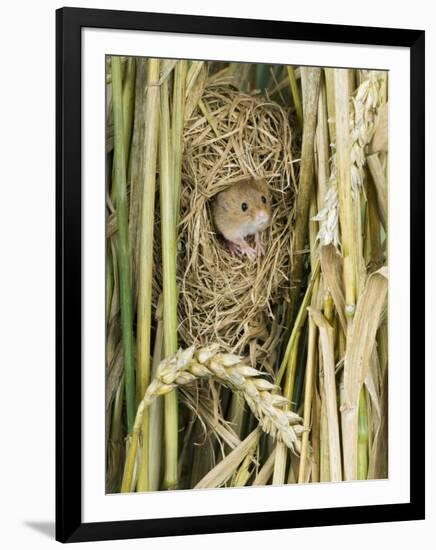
[{"x1": 56, "y1": 6, "x2": 425, "y2": 543}]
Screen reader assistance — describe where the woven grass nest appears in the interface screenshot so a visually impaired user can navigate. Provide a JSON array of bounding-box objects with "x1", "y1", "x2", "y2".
[{"x1": 176, "y1": 76, "x2": 298, "y2": 371}]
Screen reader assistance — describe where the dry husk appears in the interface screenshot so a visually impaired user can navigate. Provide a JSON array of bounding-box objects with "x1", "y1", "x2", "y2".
[{"x1": 177, "y1": 74, "x2": 298, "y2": 368}]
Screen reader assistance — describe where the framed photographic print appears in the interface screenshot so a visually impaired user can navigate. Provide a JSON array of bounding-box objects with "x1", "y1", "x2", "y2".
[{"x1": 56, "y1": 6, "x2": 425, "y2": 543}]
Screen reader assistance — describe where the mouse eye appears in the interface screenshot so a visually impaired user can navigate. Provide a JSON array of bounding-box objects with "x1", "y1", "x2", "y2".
[
  {"x1": 241, "y1": 202, "x2": 248, "y2": 212},
  {"x1": 261, "y1": 195, "x2": 267, "y2": 204}
]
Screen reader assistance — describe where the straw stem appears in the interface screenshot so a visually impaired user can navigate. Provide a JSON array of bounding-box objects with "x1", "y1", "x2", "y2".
[
  {"x1": 287, "y1": 66, "x2": 303, "y2": 129},
  {"x1": 357, "y1": 388, "x2": 369, "y2": 480},
  {"x1": 290, "y1": 67, "x2": 321, "y2": 316},
  {"x1": 135, "y1": 58, "x2": 161, "y2": 491},
  {"x1": 160, "y1": 60, "x2": 179, "y2": 489},
  {"x1": 334, "y1": 69, "x2": 357, "y2": 319},
  {"x1": 172, "y1": 60, "x2": 187, "y2": 223}
]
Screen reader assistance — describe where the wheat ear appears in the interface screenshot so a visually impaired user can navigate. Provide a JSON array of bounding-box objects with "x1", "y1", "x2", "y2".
[
  {"x1": 134, "y1": 344, "x2": 303, "y2": 453},
  {"x1": 314, "y1": 71, "x2": 385, "y2": 250}
]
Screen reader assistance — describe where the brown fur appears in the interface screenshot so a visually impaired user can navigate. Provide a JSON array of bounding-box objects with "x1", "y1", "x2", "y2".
[{"x1": 212, "y1": 177, "x2": 272, "y2": 242}]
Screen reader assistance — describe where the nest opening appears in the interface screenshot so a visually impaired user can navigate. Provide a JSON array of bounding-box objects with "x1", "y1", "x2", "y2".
[{"x1": 177, "y1": 78, "x2": 298, "y2": 370}]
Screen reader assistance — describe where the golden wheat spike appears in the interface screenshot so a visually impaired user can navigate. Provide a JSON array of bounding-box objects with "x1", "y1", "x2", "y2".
[{"x1": 142, "y1": 344, "x2": 304, "y2": 454}]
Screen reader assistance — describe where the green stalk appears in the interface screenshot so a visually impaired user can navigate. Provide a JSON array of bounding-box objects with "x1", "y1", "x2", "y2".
[
  {"x1": 172, "y1": 60, "x2": 187, "y2": 225},
  {"x1": 106, "y1": 239, "x2": 120, "y2": 366},
  {"x1": 287, "y1": 66, "x2": 303, "y2": 129},
  {"x1": 111, "y1": 56, "x2": 135, "y2": 433},
  {"x1": 135, "y1": 59, "x2": 161, "y2": 492},
  {"x1": 160, "y1": 61, "x2": 179, "y2": 490},
  {"x1": 128, "y1": 59, "x2": 147, "y2": 304},
  {"x1": 105, "y1": 246, "x2": 114, "y2": 320},
  {"x1": 283, "y1": 332, "x2": 301, "y2": 405},
  {"x1": 298, "y1": 318, "x2": 317, "y2": 483},
  {"x1": 256, "y1": 64, "x2": 270, "y2": 92},
  {"x1": 110, "y1": 58, "x2": 136, "y2": 204},
  {"x1": 276, "y1": 260, "x2": 320, "y2": 386},
  {"x1": 357, "y1": 388, "x2": 369, "y2": 480},
  {"x1": 122, "y1": 58, "x2": 136, "y2": 168}
]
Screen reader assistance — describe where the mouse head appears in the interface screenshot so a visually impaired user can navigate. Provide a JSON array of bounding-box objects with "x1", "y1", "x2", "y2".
[{"x1": 214, "y1": 177, "x2": 272, "y2": 236}]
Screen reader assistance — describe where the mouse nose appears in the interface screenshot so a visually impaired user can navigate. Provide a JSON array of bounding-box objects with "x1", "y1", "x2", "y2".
[{"x1": 256, "y1": 210, "x2": 269, "y2": 225}]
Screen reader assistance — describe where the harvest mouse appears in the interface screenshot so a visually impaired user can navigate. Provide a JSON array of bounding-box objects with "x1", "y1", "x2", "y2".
[{"x1": 211, "y1": 177, "x2": 271, "y2": 258}]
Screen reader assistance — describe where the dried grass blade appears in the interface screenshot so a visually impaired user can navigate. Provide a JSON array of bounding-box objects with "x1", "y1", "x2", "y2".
[
  {"x1": 319, "y1": 244, "x2": 347, "y2": 333},
  {"x1": 343, "y1": 267, "x2": 388, "y2": 408},
  {"x1": 186, "y1": 61, "x2": 205, "y2": 97},
  {"x1": 368, "y1": 367, "x2": 388, "y2": 479},
  {"x1": 194, "y1": 429, "x2": 260, "y2": 489},
  {"x1": 369, "y1": 102, "x2": 388, "y2": 154},
  {"x1": 342, "y1": 267, "x2": 388, "y2": 479},
  {"x1": 106, "y1": 379, "x2": 125, "y2": 492},
  {"x1": 316, "y1": 75, "x2": 330, "y2": 209},
  {"x1": 324, "y1": 69, "x2": 336, "y2": 143},
  {"x1": 357, "y1": 389, "x2": 369, "y2": 479},
  {"x1": 185, "y1": 63, "x2": 208, "y2": 120},
  {"x1": 182, "y1": 390, "x2": 241, "y2": 450},
  {"x1": 253, "y1": 449, "x2": 276, "y2": 486},
  {"x1": 364, "y1": 347, "x2": 381, "y2": 421},
  {"x1": 233, "y1": 452, "x2": 257, "y2": 487},
  {"x1": 367, "y1": 153, "x2": 388, "y2": 231},
  {"x1": 311, "y1": 386, "x2": 321, "y2": 482},
  {"x1": 319, "y1": 371, "x2": 331, "y2": 482},
  {"x1": 334, "y1": 68, "x2": 357, "y2": 319},
  {"x1": 308, "y1": 307, "x2": 342, "y2": 481}
]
